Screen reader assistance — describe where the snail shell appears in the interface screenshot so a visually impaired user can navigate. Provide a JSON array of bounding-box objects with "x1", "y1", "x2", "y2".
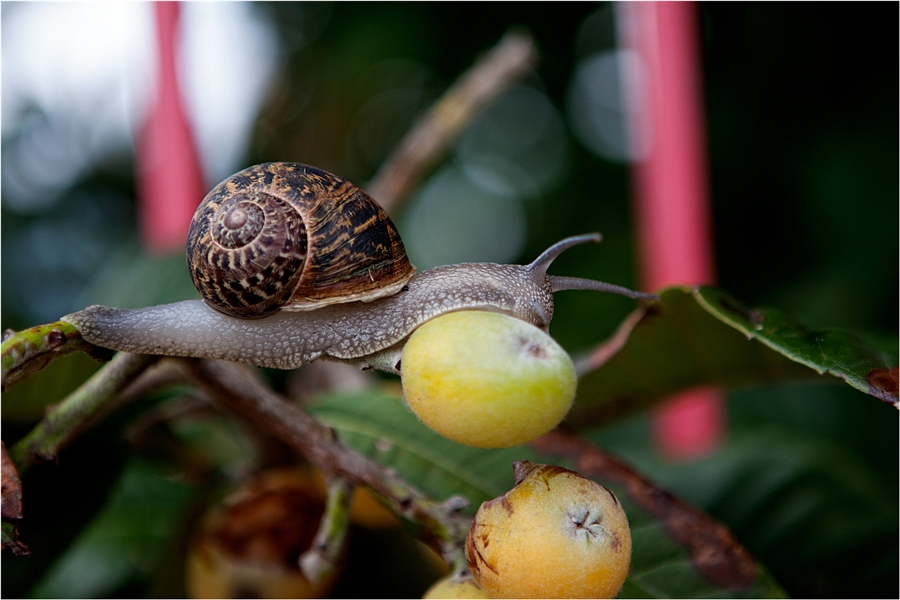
[{"x1": 187, "y1": 162, "x2": 415, "y2": 318}]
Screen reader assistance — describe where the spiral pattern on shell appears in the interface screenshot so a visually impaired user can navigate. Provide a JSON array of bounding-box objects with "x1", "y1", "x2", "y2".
[{"x1": 187, "y1": 163, "x2": 415, "y2": 318}]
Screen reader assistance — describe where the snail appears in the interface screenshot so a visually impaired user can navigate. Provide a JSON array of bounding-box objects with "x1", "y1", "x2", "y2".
[
  {"x1": 62, "y1": 162, "x2": 657, "y2": 374},
  {"x1": 186, "y1": 162, "x2": 414, "y2": 318}
]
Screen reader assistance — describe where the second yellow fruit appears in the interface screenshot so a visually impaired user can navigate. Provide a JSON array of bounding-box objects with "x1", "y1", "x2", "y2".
[{"x1": 466, "y1": 461, "x2": 632, "y2": 598}]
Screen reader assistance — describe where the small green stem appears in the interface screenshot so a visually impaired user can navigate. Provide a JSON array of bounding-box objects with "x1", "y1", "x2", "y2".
[
  {"x1": 10, "y1": 352, "x2": 158, "y2": 472},
  {"x1": 299, "y1": 475, "x2": 353, "y2": 584}
]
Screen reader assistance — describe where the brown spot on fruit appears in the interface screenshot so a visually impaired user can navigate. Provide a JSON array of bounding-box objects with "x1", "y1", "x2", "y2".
[
  {"x1": 610, "y1": 531, "x2": 622, "y2": 553},
  {"x1": 513, "y1": 460, "x2": 539, "y2": 484},
  {"x1": 521, "y1": 338, "x2": 547, "y2": 358},
  {"x1": 475, "y1": 547, "x2": 498, "y2": 575},
  {"x1": 604, "y1": 485, "x2": 620, "y2": 506},
  {"x1": 516, "y1": 461, "x2": 570, "y2": 489},
  {"x1": 483, "y1": 494, "x2": 514, "y2": 516},
  {"x1": 465, "y1": 526, "x2": 498, "y2": 577}
]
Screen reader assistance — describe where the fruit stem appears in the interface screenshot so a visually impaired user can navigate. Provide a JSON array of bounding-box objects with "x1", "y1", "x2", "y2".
[{"x1": 300, "y1": 475, "x2": 353, "y2": 584}]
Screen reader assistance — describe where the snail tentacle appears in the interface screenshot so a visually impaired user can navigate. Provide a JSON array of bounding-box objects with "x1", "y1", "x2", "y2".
[{"x1": 549, "y1": 276, "x2": 659, "y2": 301}]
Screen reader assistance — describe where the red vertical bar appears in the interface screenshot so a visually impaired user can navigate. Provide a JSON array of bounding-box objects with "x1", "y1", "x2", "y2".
[
  {"x1": 619, "y1": 2, "x2": 725, "y2": 460},
  {"x1": 137, "y1": 1, "x2": 205, "y2": 254}
]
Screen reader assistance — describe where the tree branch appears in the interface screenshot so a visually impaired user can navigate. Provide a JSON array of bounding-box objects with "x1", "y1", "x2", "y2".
[
  {"x1": 178, "y1": 358, "x2": 471, "y2": 556},
  {"x1": 1, "y1": 322, "x2": 110, "y2": 392},
  {"x1": 9, "y1": 352, "x2": 158, "y2": 472},
  {"x1": 367, "y1": 29, "x2": 538, "y2": 211}
]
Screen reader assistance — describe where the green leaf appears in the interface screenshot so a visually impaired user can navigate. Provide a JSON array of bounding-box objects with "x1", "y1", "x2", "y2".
[
  {"x1": 695, "y1": 287, "x2": 897, "y2": 403},
  {"x1": 308, "y1": 392, "x2": 787, "y2": 598},
  {"x1": 585, "y1": 376, "x2": 898, "y2": 599},
  {"x1": 308, "y1": 391, "x2": 527, "y2": 508},
  {"x1": 573, "y1": 286, "x2": 897, "y2": 424}
]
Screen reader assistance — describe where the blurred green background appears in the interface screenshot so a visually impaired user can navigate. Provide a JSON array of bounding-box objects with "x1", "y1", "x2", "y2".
[{"x1": 2, "y1": 3, "x2": 897, "y2": 598}]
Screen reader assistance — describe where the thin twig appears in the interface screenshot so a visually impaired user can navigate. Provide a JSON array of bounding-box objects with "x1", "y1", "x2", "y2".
[
  {"x1": 9, "y1": 352, "x2": 158, "y2": 472},
  {"x1": 574, "y1": 303, "x2": 650, "y2": 377},
  {"x1": 367, "y1": 29, "x2": 538, "y2": 211}
]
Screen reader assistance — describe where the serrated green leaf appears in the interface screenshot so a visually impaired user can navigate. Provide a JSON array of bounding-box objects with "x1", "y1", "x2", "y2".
[
  {"x1": 574, "y1": 287, "x2": 897, "y2": 424},
  {"x1": 695, "y1": 286, "x2": 897, "y2": 404},
  {"x1": 308, "y1": 392, "x2": 787, "y2": 598}
]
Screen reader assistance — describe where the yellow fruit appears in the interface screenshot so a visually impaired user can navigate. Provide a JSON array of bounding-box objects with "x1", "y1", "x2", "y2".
[
  {"x1": 465, "y1": 461, "x2": 631, "y2": 599},
  {"x1": 423, "y1": 574, "x2": 490, "y2": 599},
  {"x1": 401, "y1": 311, "x2": 577, "y2": 448}
]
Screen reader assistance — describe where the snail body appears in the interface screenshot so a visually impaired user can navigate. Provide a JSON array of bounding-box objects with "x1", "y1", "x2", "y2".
[
  {"x1": 63, "y1": 262, "x2": 547, "y2": 372},
  {"x1": 62, "y1": 163, "x2": 657, "y2": 374}
]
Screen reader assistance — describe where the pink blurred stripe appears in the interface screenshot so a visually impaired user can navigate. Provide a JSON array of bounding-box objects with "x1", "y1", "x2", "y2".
[
  {"x1": 137, "y1": 1, "x2": 205, "y2": 254},
  {"x1": 619, "y1": 2, "x2": 725, "y2": 460}
]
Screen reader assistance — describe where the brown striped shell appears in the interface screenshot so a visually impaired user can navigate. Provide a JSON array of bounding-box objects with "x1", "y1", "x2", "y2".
[{"x1": 187, "y1": 162, "x2": 415, "y2": 318}]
